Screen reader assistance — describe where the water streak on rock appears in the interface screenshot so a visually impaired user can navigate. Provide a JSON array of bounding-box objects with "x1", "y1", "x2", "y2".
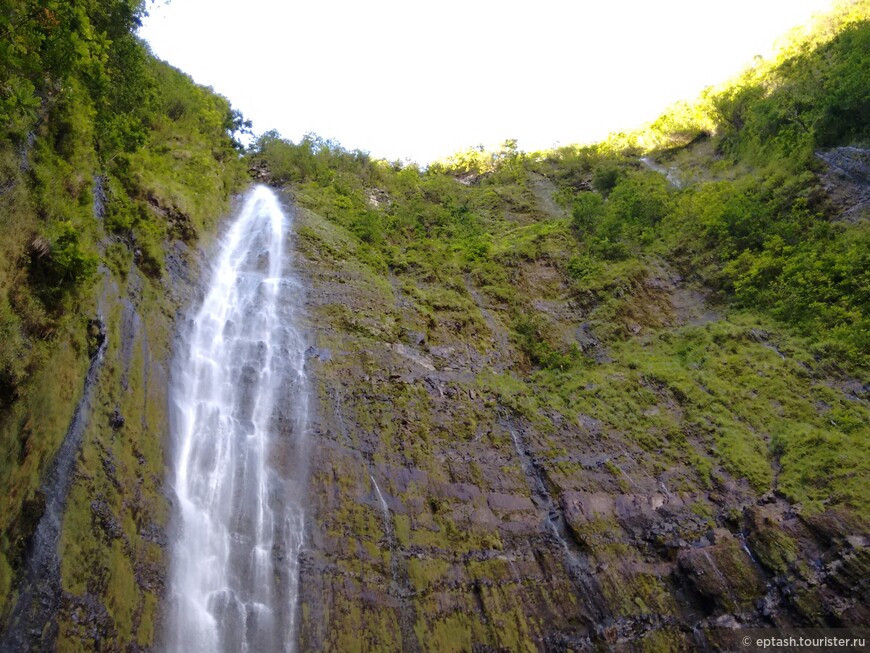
[{"x1": 0, "y1": 320, "x2": 107, "y2": 652}]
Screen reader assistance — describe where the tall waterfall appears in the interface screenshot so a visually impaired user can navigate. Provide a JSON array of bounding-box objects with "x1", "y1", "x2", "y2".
[{"x1": 165, "y1": 186, "x2": 308, "y2": 653}]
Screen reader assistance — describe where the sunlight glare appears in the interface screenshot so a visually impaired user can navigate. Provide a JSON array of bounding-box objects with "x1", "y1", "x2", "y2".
[{"x1": 140, "y1": 0, "x2": 835, "y2": 163}]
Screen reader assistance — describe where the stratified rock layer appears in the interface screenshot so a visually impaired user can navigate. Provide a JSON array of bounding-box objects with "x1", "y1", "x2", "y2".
[{"x1": 288, "y1": 187, "x2": 868, "y2": 651}]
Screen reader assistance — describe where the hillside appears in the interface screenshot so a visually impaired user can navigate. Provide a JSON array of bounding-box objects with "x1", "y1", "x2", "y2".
[
  {"x1": 0, "y1": 0, "x2": 868, "y2": 650},
  {"x1": 249, "y1": 4, "x2": 869, "y2": 648},
  {"x1": 0, "y1": 0, "x2": 246, "y2": 648}
]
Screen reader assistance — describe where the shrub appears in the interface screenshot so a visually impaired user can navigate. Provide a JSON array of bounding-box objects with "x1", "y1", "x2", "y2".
[{"x1": 29, "y1": 222, "x2": 98, "y2": 300}]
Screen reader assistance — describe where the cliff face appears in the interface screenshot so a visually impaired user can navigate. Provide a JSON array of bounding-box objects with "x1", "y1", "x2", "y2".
[
  {"x1": 1, "y1": 173, "x2": 242, "y2": 651},
  {"x1": 0, "y1": 153, "x2": 240, "y2": 652},
  {"x1": 0, "y1": 2, "x2": 246, "y2": 644},
  {"x1": 287, "y1": 170, "x2": 867, "y2": 650},
  {"x1": 1, "y1": 2, "x2": 868, "y2": 650},
  {"x1": 277, "y1": 18, "x2": 870, "y2": 647}
]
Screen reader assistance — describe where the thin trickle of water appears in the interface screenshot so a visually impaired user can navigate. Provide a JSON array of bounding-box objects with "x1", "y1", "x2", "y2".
[
  {"x1": 367, "y1": 471, "x2": 420, "y2": 652},
  {"x1": 368, "y1": 471, "x2": 399, "y2": 587},
  {"x1": 639, "y1": 156, "x2": 683, "y2": 188},
  {"x1": 739, "y1": 533, "x2": 756, "y2": 561},
  {"x1": 502, "y1": 414, "x2": 605, "y2": 626},
  {"x1": 165, "y1": 185, "x2": 308, "y2": 653},
  {"x1": 738, "y1": 531, "x2": 773, "y2": 590},
  {"x1": 92, "y1": 174, "x2": 106, "y2": 220},
  {"x1": 0, "y1": 322, "x2": 107, "y2": 652},
  {"x1": 370, "y1": 474, "x2": 390, "y2": 519}
]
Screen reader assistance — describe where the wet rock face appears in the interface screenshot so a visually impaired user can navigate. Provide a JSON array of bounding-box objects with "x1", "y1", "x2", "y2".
[
  {"x1": 0, "y1": 314, "x2": 109, "y2": 652},
  {"x1": 291, "y1": 197, "x2": 868, "y2": 651},
  {"x1": 677, "y1": 532, "x2": 767, "y2": 613},
  {"x1": 816, "y1": 146, "x2": 870, "y2": 221},
  {"x1": 1, "y1": 237, "x2": 215, "y2": 651}
]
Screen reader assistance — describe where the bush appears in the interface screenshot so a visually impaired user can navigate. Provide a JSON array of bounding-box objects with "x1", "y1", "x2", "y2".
[
  {"x1": 571, "y1": 192, "x2": 604, "y2": 233},
  {"x1": 513, "y1": 313, "x2": 577, "y2": 370},
  {"x1": 29, "y1": 222, "x2": 98, "y2": 300},
  {"x1": 592, "y1": 165, "x2": 622, "y2": 195}
]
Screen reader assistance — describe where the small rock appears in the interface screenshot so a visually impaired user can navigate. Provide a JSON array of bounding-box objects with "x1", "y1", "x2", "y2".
[
  {"x1": 110, "y1": 408, "x2": 125, "y2": 430},
  {"x1": 305, "y1": 346, "x2": 332, "y2": 361},
  {"x1": 712, "y1": 614, "x2": 740, "y2": 629},
  {"x1": 846, "y1": 535, "x2": 866, "y2": 549}
]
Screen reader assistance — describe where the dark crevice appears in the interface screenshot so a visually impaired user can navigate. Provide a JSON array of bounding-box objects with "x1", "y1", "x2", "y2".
[
  {"x1": 499, "y1": 409, "x2": 608, "y2": 635},
  {"x1": 0, "y1": 319, "x2": 107, "y2": 653}
]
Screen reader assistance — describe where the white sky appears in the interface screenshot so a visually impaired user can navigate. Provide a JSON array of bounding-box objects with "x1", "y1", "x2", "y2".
[{"x1": 140, "y1": 0, "x2": 834, "y2": 163}]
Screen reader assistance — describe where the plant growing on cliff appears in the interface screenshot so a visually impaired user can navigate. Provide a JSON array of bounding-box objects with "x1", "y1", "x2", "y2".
[{"x1": 28, "y1": 222, "x2": 98, "y2": 302}]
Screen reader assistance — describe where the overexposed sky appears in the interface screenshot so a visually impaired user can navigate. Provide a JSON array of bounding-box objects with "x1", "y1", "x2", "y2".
[{"x1": 140, "y1": 0, "x2": 834, "y2": 163}]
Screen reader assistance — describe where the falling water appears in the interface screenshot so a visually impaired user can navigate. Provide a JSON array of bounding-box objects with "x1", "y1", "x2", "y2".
[
  {"x1": 370, "y1": 474, "x2": 390, "y2": 519},
  {"x1": 165, "y1": 185, "x2": 308, "y2": 653}
]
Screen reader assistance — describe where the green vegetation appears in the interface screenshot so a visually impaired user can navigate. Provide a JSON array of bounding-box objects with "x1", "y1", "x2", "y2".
[
  {"x1": 0, "y1": 0, "x2": 247, "y2": 646},
  {"x1": 252, "y1": 0, "x2": 869, "y2": 520},
  {"x1": 0, "y1": 0, "x2": 867, "y2": 649}
]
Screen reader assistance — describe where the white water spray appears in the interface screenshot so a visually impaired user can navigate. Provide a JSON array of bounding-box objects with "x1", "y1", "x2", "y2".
[{"x1": 165, "y1": 186, "x2": 308, "y2": 653}]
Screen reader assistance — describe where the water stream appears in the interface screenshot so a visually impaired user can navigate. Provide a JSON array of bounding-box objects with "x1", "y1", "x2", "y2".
[
  {"x1": 502, "y1": 413, "x2": 606, "y2": 629},
  {"x1": 639, "y1": 156, "x2": 683, "y2": 188},
  {"x1": 164, "y1": 185, "x2": 308, "y2": 653}
]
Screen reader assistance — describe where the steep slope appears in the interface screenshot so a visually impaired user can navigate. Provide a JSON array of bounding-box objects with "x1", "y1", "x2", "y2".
[
  {"x1": 0, "y1": 0, "x2": 866, "y2": 650},
  {"x1": 283, "y1": 169, "x2": 867, "y2": 650},
  {"x1": 247, "y1": 6, "x2": 869, "y2": 649},
  {"x1": 0, "y1": 1, "x2": 247, "y2": 649}
]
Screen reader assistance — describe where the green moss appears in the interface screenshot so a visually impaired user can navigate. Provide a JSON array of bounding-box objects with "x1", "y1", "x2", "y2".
[
  {"x1": 136, "y1": 592, "x2": 158, "y2": 646},
  {"x1": 0, "y1": 553, "x2": 12, "y2": 614},
  {"x1": 0, "y1": 327, "x2": 89, "y2": 607},
  {"x1": 59, "y1": 480, "x2": 103, "y2": 596},
  {"x1": 105, "y1": 540, "x2": 137, "y2": 641},
  {"x1": 414, "y1": 611, "x2": 473, "y2": 653},
  {"x1": 682, "y1": 537, "x2": 766, "y2": 612},
  {"x1": 749, "y1": 522, "x2": 799, "y2": 574},
  {"x1": 407, "y1": 558, "x2": 451, "y2": 592},
  {"x1": 597, "y1": 565, "x2": 675, "y2": 618},
  {"x1": 477, "y1": 584, "x2": 538, "y2": 652},
  {"x1": 636, "y1": 627, "x2": 693, "y2": 652},
  {"x1": 603, "y1": 460, "x2": 631, "y2": 492},
  {"x1": 789, "y1": 586, "x2": 827, "y2": 625}
]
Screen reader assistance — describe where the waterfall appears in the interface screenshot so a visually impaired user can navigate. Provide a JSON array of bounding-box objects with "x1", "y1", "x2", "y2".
[{"x1": 165, "y1": 185, "x2": 308, "y2": 653}]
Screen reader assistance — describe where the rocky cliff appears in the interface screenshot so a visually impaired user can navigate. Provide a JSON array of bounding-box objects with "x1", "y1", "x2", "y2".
[
  {"x1": 0, "y1": 2, "x2": 247, "y2": 644},
  {"x1": 284, "y1": 163, "x2": 867, "y2": 650},
  {"x1": 1, "y1": 1, "x2": 868, "y2": 650}
]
